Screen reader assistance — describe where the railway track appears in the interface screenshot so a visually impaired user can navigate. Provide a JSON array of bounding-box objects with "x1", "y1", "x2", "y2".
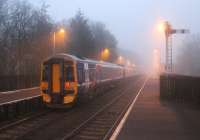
[
  {"x1": 61, "y1": 77, "x2": 147, "y2": 140},
  {"x1": 0, "y1": 110, "x2": 50, "y2": 132},
  {"x1": 0, "y1": 76, "x2": 144, "y2": 140},
  {"x1": 0, "y1": 110, "x2": 62, "y2": 139}
]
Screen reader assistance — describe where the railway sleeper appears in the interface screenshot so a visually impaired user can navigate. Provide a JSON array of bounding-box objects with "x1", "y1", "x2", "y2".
[
  {"x1": 87, "y1": 124, "x2": 111, "y2": 129},
  {"x1": 77, "y1": 134, "x2": 101, "y2": 140},
  {"x1": 0, "y1": 96, "x2": 44, "y2": 123},
  {"x1": 84, "y1": 127, "x2": 108, "y2": 132},
  {"x1": 79, "y1": 130, "x2": 105, "y2": 136}
]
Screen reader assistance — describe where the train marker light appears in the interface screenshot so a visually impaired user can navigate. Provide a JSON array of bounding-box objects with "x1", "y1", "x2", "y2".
[{"x1": 65, "y1": 82, "x2": 70, "y2": 89}]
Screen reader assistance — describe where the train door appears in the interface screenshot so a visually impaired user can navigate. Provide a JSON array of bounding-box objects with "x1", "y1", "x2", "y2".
[{"x1": 52, "y1": 63, "x2": 61, "y2": 93}]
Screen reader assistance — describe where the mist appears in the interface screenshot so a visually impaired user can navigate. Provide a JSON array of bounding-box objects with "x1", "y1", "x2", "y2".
[
  {"x1": 26, "y1": 0, "x2": 200, "y2": 71},
  {"x1": 175, "y1": 34, "x2": 200, "y2": 76}
]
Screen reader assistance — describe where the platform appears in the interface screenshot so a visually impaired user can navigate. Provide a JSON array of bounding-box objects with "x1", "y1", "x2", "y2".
[
  {"x1": 115, "y1": 78, "x2": 200, "y2": 140},
  {"x1": 0, "y1": 87, "x2": 40, "y2": 105}
]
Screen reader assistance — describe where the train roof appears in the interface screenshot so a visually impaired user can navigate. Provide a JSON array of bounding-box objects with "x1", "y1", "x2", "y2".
[
  {"x1": 84, "y1": 58, "x2": 122, "y2": 68},
  {"x1": 44, "y1": 53, "x2": 123, "y2": 68},
  {"x1": 43, "y1": 53, "x2": 81, "y2": 62}
]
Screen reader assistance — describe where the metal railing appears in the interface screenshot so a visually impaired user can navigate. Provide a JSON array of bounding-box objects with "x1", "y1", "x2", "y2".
[{"x1": 0, "y1": 95, "x2": 44, "y2": 122}]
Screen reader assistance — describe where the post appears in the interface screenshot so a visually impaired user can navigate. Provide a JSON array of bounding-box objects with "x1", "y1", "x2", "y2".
[
  {"x1": 165, "y1": 35, "x2": 168, "y2": 72},
  {"x1": 163, "y1": 21, "x2": 189, "y2": 73},
  {"x1": 53, "y1": 32, "x2": 56, "y2": 55}
]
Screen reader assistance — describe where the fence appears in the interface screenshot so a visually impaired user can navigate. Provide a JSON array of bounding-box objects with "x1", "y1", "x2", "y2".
[
  {"x1": 0, "y1": 75, "x2": 40, "y2": 92},
  {"x1": 0, "y1": 95, "x2": 45, "y2": 122},
  {"x1": 160, "y1": 74, "x2": 200, "y2": 103}
]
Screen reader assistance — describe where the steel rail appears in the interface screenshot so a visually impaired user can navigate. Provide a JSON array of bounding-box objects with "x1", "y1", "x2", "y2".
[{"x1": 61, "y1": 77, "x2": 146, "y2": 140}]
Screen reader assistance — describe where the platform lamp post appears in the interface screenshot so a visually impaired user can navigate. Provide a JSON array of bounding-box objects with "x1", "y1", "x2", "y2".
[
  {"x1": 162, "y1": 21, "x2": 189, "y2": 73},
  {"x1": 117, "y1": 56, "x2": 124, "y2": 65},
  {"x1": 53, "y1": 28, "x2": 65, "y2": 54}
]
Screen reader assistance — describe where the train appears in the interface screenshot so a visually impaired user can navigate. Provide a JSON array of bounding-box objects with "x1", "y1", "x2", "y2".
[{"x1": 40, "y1": 53, "x2": 134, "y2": 108}]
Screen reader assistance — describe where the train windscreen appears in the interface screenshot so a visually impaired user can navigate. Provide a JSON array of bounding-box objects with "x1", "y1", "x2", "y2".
[
  {"x1": 42, "y1": 65, "x2": 49, "y2": 81},
  {"x1": 65, "y1": 65, "x2": 74, "y2": 82}
]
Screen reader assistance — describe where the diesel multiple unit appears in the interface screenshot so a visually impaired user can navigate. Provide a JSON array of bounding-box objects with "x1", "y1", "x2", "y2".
[{"x1": 40, "y1": 53, "x2": 133, "y2": 107}]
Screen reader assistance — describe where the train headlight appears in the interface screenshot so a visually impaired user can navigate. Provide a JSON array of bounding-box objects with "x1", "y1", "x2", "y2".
[
  {"x1": 42, "y1": 94, "x2": 51, "y2": 103},
  {"x1": 64, "y1": 95, "x2": 74, "y2": 104}
]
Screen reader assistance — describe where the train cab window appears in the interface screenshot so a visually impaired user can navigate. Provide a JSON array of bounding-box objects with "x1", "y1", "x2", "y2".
[
  {"x1": 64, "y1": 65, "x2": 74, "y2": 82},
  {"x1": 42, "y1": 65, "x2": 49, "y2": 81}
]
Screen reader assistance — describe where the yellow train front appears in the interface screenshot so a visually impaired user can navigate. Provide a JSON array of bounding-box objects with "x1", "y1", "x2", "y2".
[
  {"x1": 40, "y1": 53, "x2": 134, "y2": 108},
  {"x1": 40, "y1": 54, "x2": 78, "y2": 108}
]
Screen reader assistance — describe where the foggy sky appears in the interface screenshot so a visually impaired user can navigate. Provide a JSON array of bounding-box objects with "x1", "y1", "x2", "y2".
[{"x1": 28, "y1": 0, "x2": 200, "y2": 66}]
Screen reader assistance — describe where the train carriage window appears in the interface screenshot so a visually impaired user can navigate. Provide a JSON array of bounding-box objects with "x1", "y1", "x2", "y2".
[
  {"x1": 88, "y1": 64, "x2": 96, "y2": 81},
  {"x1": 89, "y1": 69, "x2": 96, "y2": 81},
  {"x1": 77, "y1": 62, "x2": 85, "y2": 84},
  {"x1": 96, "y1": 65, "x2": 100, "y2": 81},
  {"x1": 64, "y1": 65, "x2": 74, "y2": 82}
]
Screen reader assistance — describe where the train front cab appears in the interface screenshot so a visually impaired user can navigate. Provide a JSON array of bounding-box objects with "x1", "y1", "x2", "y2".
[{"x1": 40, "y1": 58, "x2": 78, "y2": 107}]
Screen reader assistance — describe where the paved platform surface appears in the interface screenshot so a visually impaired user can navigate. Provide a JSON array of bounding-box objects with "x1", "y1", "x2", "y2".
[
  {"x1": 117, "y1": 78, "x2": 200, "y2": 140},
  {"x1": 0, "y1": 88, "x2": 40, "y2": 105}
]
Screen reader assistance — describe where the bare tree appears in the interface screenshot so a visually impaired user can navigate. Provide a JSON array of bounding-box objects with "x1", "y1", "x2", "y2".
[
  {"x1": 0, "y1": 0, "x2": 9, "y2": 75},
  {"x1": 0, "y1": 0, "x2": 53, "y2": 75},
  {"x1": 0, "y1": 0, "x2": 53, "y2": 90}
]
